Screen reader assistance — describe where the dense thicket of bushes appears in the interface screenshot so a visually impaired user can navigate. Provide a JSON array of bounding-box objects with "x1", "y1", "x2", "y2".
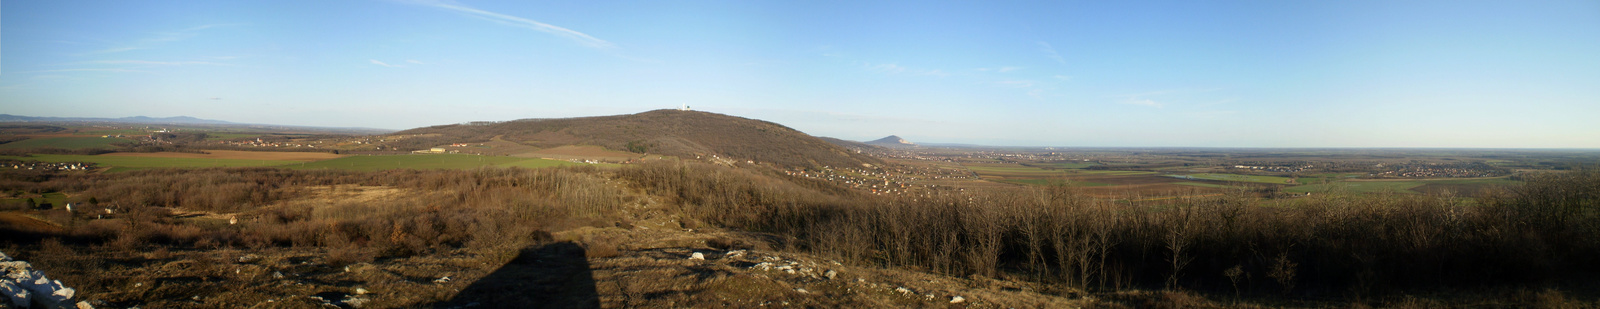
[{"x1": 621, "y1": 161, "x2": 1600, "y2": 297}]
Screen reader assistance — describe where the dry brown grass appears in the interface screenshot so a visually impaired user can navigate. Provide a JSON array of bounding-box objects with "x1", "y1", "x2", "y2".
[{"x1": 1, "y1": 160, "x2": 1598, "y2": 307}]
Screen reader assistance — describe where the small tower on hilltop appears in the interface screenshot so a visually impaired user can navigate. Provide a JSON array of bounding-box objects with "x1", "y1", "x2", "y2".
[{"x1": 679, "y1": 104, "x2": 692, "y2": 111}]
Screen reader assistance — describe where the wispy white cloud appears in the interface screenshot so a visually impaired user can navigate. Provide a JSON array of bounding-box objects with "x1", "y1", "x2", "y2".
[
  {"x1": 1037, "y1": 41, "x2": 1067, "y2": 65},
  {"x1": 370, "y1": 60, "x2": 404, "y2": 68},
  {"x1": 1114, "y1": 88, "x2": 1227, "y2": 108},
  {"x1": 1191, "y1": 110, "x2": 1237, "y2": 118},
  {"x1": 1123, "y1": 99, "x2": 1162, "y2": 107},
  {"x1": 404, "y1": 0, "x2": 613, "y2": 49},
  {"x1": 74, "y1": 24, "x2": 236, "y2": 56},
  {"x1": 867, "y1": 63, "x2": 905, "y2": 74},
  {"x1": 77, "y1": 47, "x2": 144, "y2": 56},
  {"x1": 182, "y1": 24, "x2": 238, "y2": 31},
  {"x1": 861, "y1": 62, "x2": 947, "y2": 77},
  {"x1": 22, "y1": 68, "x2": 147, "y2": 73},
  {"x1": 81, "y1": 60, "x2": 229, "y2": 66},
  {"x1": 994, "y1": 80, "x2": 1036, "y2": 88},
  {"x1": 1053, "y1": 75, "x2": 1073, "y2": 81}
]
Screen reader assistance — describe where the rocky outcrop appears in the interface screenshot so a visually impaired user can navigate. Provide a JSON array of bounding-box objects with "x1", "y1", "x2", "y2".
[{"x1": 0, "y1": 250, "x2": 79, "y2": 309}]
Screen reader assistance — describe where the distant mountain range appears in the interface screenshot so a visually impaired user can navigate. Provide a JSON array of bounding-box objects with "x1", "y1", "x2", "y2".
[
  {"x1": 0, "y1": 114, "x2": 237, "y2": 125},
  {"x1": 866, "y1": 135, "x2": 917, "y2": 148},
  {"x1": 0, "y1": 114, "x2": 392, "y2": 134},
  {"x1": 393, "y1": 109, "x2": 883, "y2": 169}
]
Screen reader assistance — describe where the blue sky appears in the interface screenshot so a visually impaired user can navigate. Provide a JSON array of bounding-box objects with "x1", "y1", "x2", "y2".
[{"x1": 3, "y1": 1, "x2": 1598, "y2": 147}]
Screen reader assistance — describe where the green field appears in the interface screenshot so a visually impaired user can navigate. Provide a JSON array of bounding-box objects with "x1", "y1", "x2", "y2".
[
  {"x1": 203, "y1": 133, "x2": 267, "y2": 140},
  {"x1": 1169, "y1": 173, "x2": 1295, "y2": 184},
  {"x1": 1, "y1": 154, "x2": 299, "y2": 170},
  {"x1": 79, "y1": 129, "x2": 150, "y2": 136},
  {"x1": 1284, "y1": 181, "x2": 1425, "y2": 194},
  {"x1": 964, "y1": 164, "x2": 1063, "y2": 175},
  {"x1": 1037, "y1": 162, "x2": 1098, "y2": 169},
  {"x1": 967, "y1": 164, "x2": 1154, "y2": 176},
  {"x1": 997, "y1": 179, "x2": 1111, "y2": 186},
  {"x1": 0, "y1": 137, "x2": 134, "y2": 150},
  {"x1": 1079, "y1": 170, "x2": 1157, "y2": 176},
  {"x1": 1173, "y1": 182, "x2": 1234, "y2": 189},
  {"x1": 1, "y1": 192, "x2": 69, "y2": 207},
  {"x1": 288, "y1": 154, "x2": 581, "y2": 171},
  {"x1": 1422, "y1": 178, "x2": 1523, "y2": 186}
]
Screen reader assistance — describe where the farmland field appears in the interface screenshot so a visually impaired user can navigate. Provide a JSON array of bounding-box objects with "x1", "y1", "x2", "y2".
[
  {"x1": 1284, "y1": 181, "x2": 1425, "y2": 194},
  {"x1": 498, "y1": 158, "x2": 589, "y2": 169},
  {"x1": 0, "y1": 192, "x2": 69, "y2": 208},
  {"x1": 1173, "y1": 182, "x2": 1233, "y2": 189},
  {"x1": 0, "y1": 154, "x2": 300, "y2": 170},
  {"x1": 101, "y1": 150, "x2": 344, "y2": 161},
  {"x1": 997, "y1": 179, "x2": 1111, "y2": 186},
  {"x1": 1168, "y1": 173, "x2": 1295, "y2": 184},
  {"x1": 202, "y1": 133, "x2": 266, "y2": 140},
  {"x1": 964, "y1": 164, "x2": 1064, "y2": 176},
  {"x1": 1079, "y1": 170, "x2": 1157, "y2": 176},
  {"x1": 1407, "y1": 178, "x2": 1522, "y2": 197},
  {"x1": 0, "y1": 137, "x2": 133, "y2": 149},
  {"x1": 1035, "y1": 162, "x2": 1098, "y2": 169}
]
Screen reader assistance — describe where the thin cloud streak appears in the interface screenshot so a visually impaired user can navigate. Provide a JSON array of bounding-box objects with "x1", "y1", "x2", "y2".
[
  {"x1": 407, "y1": 0, "x2": 614, "y2": 49},
  {"x1": 994, "y1": 80, "x2": 1036, "y2": 88},
  {"x1": 21, "y1": 68, "x2": 147, "y2": 73},
  {"x1": 861, "y1": 62, "x2": 947, "y2": 77},
  {"x1": 73, "y1": 24, "x2": 234, "y2": 56},
  {"x1": 370, "y1": 60, "x2": 404, "y2": 68},
  {"x1": 1123, "y1": 99, "x2": 1162, "y2": 107},
  {"x1": 976, "y1": 66, "x2": 1021, "y2": 72},
  {"x1": 76, "y1": 47, "x2": 143, "y2": 56},
  {"x1": 1037, "y1": 41, "x2": 1066, "y2": 65},
  {"x1": 81, "y1": 60, "x2": 229, "y2": 66}
]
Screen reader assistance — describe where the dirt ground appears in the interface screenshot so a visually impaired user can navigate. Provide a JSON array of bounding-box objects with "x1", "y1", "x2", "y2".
[{"x1": 100, "y1": 150, "x2": 345, "y2": 161}]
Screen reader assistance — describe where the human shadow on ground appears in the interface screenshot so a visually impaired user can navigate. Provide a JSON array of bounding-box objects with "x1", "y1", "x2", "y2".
[{"x1": 434, "y1": 241, "x2": 599, "y2": 308}]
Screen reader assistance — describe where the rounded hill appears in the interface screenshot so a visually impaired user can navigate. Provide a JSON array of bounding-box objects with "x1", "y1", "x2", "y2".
[{"x1": 390, "y1": 110, "x2": 882, "y2": 169}]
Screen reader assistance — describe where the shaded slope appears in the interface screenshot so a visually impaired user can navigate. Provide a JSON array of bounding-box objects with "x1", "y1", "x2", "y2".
[
  {"x1": 819, "y1": 137, "x2": 876, "y2": 150},
  {"x1": 392, "y1": 110, "x2": 881, "y2": 168}
]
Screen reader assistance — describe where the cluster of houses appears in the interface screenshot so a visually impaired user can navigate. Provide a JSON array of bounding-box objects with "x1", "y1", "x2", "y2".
[
  {"x1": 218, "y1": 138, "x2": 314, "y2": 148},
  {"x1": 3, "y1": 161, "x2": 93, "y2": 171},
  {"x1": 1372, "y1": 162, "x2": 1508, "y2": 178},
  {"x1": 1228, "y1": 164, "x2": 1312, "y2": 173},
  {"x1": 414, "y1": 147, "x2": 453, "y2": 154}
]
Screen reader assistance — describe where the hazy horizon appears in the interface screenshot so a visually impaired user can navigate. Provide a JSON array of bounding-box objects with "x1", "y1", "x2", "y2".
[{"x1": 4, "y1": 1, "x2": 1598, "y2": 148}]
